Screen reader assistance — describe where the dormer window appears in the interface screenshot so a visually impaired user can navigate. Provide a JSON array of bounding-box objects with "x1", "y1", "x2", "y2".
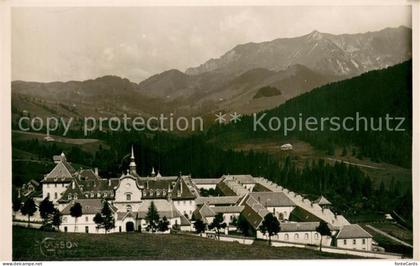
[{"x1": 126, "y1": 193, "x2": 131, "y2": 201}]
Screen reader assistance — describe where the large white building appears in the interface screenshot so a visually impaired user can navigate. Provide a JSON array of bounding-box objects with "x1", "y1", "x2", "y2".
[{"x1": 14, "y1": 146, "x2": 374, "y2": 251}]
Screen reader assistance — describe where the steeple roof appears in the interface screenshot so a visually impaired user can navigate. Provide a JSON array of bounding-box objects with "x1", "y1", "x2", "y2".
[
  {"x1": 129, "y1": 145, "x2": 136, "y2": 167},
  {"x1": 314, "y1": 195, "x2": 332, "y2": 205}
]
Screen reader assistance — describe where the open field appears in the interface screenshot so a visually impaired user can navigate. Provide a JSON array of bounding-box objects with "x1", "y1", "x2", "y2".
[
  {"x1": 12, "y1": 130, "x2": 108, "y2": 153},
  {"x1": 13, "y1": 227, "x2": 358, "y2": 260}
]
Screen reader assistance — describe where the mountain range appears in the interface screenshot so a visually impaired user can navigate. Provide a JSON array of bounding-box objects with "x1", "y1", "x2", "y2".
[{"x1": 12, "y1": 26, "x2": 412, "y2": 119}]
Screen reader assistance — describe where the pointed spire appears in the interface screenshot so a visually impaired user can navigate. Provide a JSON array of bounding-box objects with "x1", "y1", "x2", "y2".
[
  {"x1": 151, "y1": 167, "x2": 156, "y2": 177},
  {"x1": 130, "y1": 145, "x2": 135, "y2": 160},
  {"x1": 129, "y1": 145, "x2": 137, "y2": 176}
]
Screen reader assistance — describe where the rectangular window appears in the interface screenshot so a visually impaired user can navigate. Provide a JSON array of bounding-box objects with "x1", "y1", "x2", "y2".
[
  {"x1": 85, "y1": 226, "x2": 89, "y2": 233},
  {"x1": 64, "y1": 226, "x2": 67, "y2": 232},
  {"x1": 362, "y1": 239, "x2": 366, "y2": 244},
  {"x1": 85, "y1": 216, "x2": 88, "y2": 222},
  {"x1": 353, "y1": 239, "x2": 356, "y2": 245},
  {"x1": 344, "y1": 240, "x2": 347, "y2": 245}
]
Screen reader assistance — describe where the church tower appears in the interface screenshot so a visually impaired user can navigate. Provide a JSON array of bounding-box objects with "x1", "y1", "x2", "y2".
[{"x1": 129, "y1": 145, "x2": 138, "y2": 176}]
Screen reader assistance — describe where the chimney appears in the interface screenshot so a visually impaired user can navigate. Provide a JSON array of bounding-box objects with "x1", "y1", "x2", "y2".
[
  {"x1": 17, "y1": 188, "x2": 21, "y2": 198},
  {"x1": 94, "y1": 168, "x2": 98, "y2": 176},
  {"x1": 72, "y1": 181, "x2": 75, "y2": 189},
  {"x1": 108, "y1": 179, "x2": 111, "y2": 186}
]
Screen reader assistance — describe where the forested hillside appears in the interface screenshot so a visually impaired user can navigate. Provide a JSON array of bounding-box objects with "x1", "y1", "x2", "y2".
[{"x1": 207, "y1": 61, "x2": 412, "y2": 168}]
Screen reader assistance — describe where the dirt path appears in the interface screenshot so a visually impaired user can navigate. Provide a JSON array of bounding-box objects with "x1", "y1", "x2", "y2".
[
  {"x1": 326, "y1": 158, "x2": 384, "y2": 170},
  {"x1": 366, "y1": 225, "x2": 413, "y2": 248}
]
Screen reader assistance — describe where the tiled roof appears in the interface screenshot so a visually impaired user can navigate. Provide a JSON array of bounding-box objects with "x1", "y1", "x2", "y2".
[
  {"x1": 43, "y1": 161, "x2": 75, "y2": 182},
  {"x1": 210, "y1": 206, "x2": 244, "y2": 213},
  {"x1": 171, "y1": 177, "x2": 196, "y2": 200},
  {"x1": 223, "y1": 175, "x2": 256, "y2": 184},
  {"x1": 191, "y1": 178, "x2": 222, "y2": 185},
  {"x1": 279, "y1": 222, "x2": 337, "y2": 232},
  {"x1": 179, "y1": 214, "x2": 191, "y2": 226},
  {"x1": 138, "y1": 176, "x2": 196, "y2": 200},
  {"x1": 137, "y1": 199, "x2": 180, "y2": 219},
  {"x1": 250, "y1": 192, "x2": 296, "y2": 207},
  {"x1": 78, "y1": 169, "x2": 99, "y2": 181},
  {"x1": 215, "y1": 181, "x2": 237, "y2": 196},
  {"x1": 241, "y1": 195, "x2": 269, "y2": 230},
  {"x1": 336, "y1": 224, "x2": 373, "y2": 239},
  {"x1": 192, "y1": 203, "x2": 216, "y2": 222},
  {"x1": 195, "y1": 196, "x2": 241, "y2": 206},
  {"x1": 61, "y1": 199, "x2": 116, "y2": 215}
]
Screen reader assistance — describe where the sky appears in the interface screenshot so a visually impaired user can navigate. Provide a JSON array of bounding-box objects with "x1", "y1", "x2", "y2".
[{"x1": 12, "y1": 6, "x2": 411, "y2": 83}]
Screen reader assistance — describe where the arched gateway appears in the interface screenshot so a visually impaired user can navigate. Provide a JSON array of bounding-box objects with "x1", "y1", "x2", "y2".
[{"x1": 126, "y1": 221, "x2": 134, "y2": 232}]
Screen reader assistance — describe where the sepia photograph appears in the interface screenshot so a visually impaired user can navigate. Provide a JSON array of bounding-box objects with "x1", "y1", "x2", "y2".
[{"x1": 0, "y1": 0, "x2": 418, "y2": 263}]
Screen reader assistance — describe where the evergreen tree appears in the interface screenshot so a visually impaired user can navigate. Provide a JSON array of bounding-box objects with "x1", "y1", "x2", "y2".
[
  {"x1": 146, "y1": 201, "x2": 160, "y2": 232},
  {"x1": 101, "y1": 201, "x2": 115, "y2": 233},
  {"x1": 52, "y1": 208, "x2": 62, "y2": 228},
  {"x1": 94, "y1": 201, "x2": 115, "y2": 233}
]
